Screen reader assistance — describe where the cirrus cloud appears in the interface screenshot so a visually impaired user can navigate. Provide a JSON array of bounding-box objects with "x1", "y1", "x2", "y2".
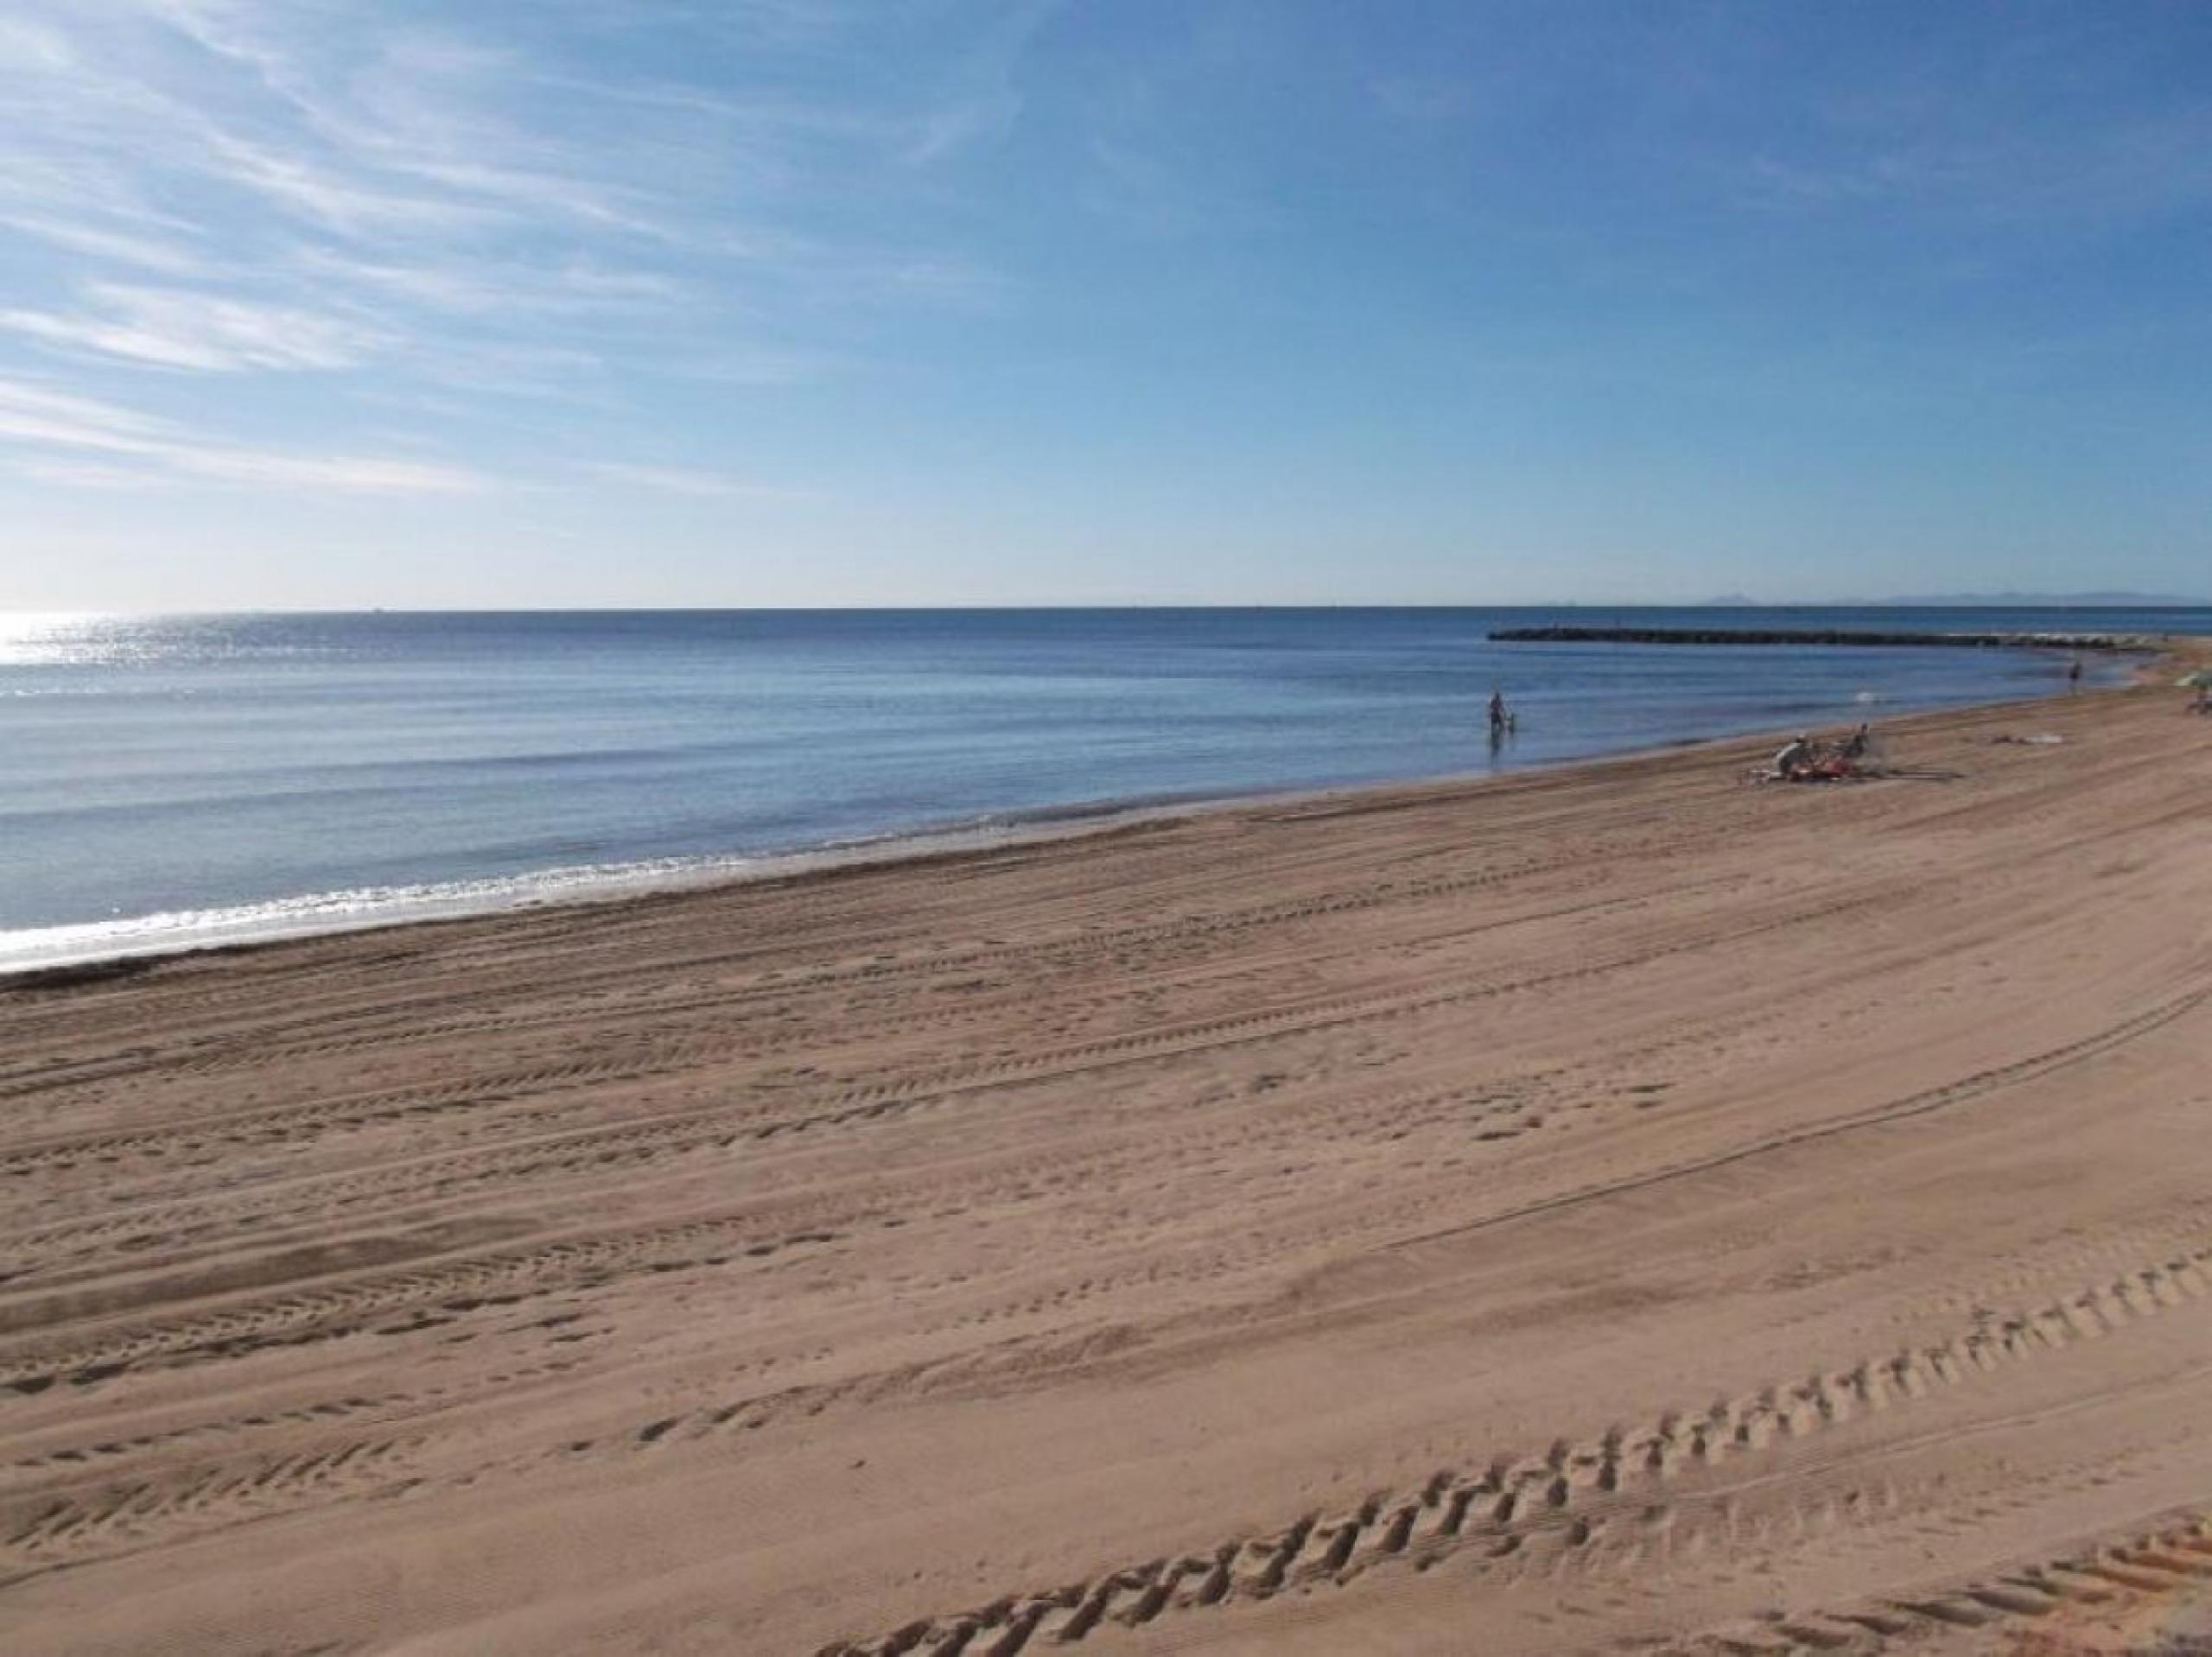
[
  {"x1": 0, "y1": 0, "x2": 1042, "y2": 502},
  {"x1": 0, "y1": 374, "x2": 487, "y2": 493},
  {"x1": 3, "y1": 283, "x2": 385, "y2": 371}
]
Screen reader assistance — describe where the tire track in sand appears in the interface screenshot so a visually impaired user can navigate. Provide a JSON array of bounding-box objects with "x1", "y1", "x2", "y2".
[
  {"x1": 810, "y1": 1248, "x2": 2212, "y2": 1654},
  {"x1": 0, "y1": 865, "x2": 1746, "y2": 1181},
  {"x1": 0, "y1": 841, "x2": 1702, "y2": 1101},
  {"x1": 0, "y1": 1222, "x2": 849, "y2": 1395},
  {"x1": 9, "y1": 968, "x2": 2198, "y2": 1400},
  {"x1": 8, "y1": 1241, "x2": 2208, "y2": 1601},
  {"x1": 1673, "y1": 1508, "x2": 2212, "y2": 1654}
]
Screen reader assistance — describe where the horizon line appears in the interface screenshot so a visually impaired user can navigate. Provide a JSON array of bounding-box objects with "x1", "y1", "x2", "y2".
[{"x1": 7, "y1": 598, "x2": 2211, "y2": 619}]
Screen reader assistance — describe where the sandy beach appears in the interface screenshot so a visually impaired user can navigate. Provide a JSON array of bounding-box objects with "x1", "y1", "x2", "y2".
[{"x1": 4, "y1": 663, "x2": 2211, "y2": 1657}]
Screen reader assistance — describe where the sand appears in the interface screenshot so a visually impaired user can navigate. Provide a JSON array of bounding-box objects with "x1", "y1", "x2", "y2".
[{"x1": 4, "y1": 663, "x2": 2212, "y2": 1657}]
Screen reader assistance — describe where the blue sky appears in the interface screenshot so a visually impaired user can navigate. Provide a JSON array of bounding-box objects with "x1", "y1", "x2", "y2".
[{"x1": 2, "y1": 0, "x2": 2208, "y2": 608}]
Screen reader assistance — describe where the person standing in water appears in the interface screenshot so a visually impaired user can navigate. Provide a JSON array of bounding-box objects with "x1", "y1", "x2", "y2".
[
  {"x1": 1488, "y1": 689, "x2": 1508, "y2": 737},
  {"x1": 2069, "y1": 658, "x2": 2083, "y2": 694}
]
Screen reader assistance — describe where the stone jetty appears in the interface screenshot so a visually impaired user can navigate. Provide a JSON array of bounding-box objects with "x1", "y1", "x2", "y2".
[{"x1": 1488, "y1": 625, "x2": 2149, "y2": 651}]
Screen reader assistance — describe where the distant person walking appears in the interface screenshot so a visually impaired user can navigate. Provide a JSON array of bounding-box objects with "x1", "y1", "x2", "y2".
[{"x1": 2068, "y1": 658, "x2": 2083, "y2": 694}]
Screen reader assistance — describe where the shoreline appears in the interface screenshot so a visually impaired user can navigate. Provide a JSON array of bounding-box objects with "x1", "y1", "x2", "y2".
[{"x1": 2, "y1": 638, "x2": 2182, "y2": 986}]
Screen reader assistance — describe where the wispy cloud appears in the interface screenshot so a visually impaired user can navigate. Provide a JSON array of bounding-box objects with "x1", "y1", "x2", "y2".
[
  {"x1": 902, "y1": 0, "x2": 1059, "y2": 165},
  {"x1": 289, "y1": 248, "x2": 689, "y2": 319},
  {"x1": 0, "y1": 213, "x2": 211, "y2": 277},
  {"x1": 654, "y1": 343, "x2": 844, "y2": 386},
  {"x1": 9, "y1": 456, "x2": 168, "y2": 491},
  {"x1": 588, "y1": 461, "x2": 805, "y2": 499},
  {"x1": 180, "y1": 448, "x2": 483, "y2": 492},
  {"x1": 196, "y1": 129, "x2": 499, "y2": 238},
  {"x1": 0, "y1": 375, "x2": 487, "y2": 493},
  {"x1": 0, "y1": 16, "x2": 73, "y2": 73},
  {"x1": 0, "y1": 0, "x2": 1038, "y2": 501},
  {"x1": 1084, "y1": 136, "x2": 1204, "y2": 238},
  {"x1": 1728, "y1": 25, "x2": 2212, "y2": 229},
  {"x1": 1742, "y1": 119, "x2": 2212, "y2": 225},
  {"x1": 3, "y1": 284, "x2": 384, "y2": 371}
]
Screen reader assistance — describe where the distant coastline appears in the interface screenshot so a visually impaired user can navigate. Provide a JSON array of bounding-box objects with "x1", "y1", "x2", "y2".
[{"x1": 1706, "y1": 591, "x2": 2211, "y2": 609}]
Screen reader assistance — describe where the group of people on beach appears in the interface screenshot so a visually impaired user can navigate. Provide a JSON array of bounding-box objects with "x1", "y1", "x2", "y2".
[{"x1": 1766, "y1": 722, "x2": 1874, "y2": 784}]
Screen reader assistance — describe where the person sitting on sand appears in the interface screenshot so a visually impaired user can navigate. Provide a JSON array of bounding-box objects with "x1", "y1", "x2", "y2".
[
  {"x1": 1773, "y1": 733, "x2": 1815, "y2": 780},
  {"x1": 1840, "y1": 722, "x2": 1871, "y2": 763}
]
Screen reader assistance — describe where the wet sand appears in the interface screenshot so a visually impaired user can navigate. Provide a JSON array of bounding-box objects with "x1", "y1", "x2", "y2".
[{"x1": 4, "y1": 662, "x2": 2212, "y2": 1656}]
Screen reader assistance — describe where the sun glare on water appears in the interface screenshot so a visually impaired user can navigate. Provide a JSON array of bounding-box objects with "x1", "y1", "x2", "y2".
[{"x1": 0, "y1": 612, "x2": 136, "y2": 667}]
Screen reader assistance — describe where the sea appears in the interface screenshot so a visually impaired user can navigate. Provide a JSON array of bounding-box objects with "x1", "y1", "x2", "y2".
[{"x1": 3, "y1": 606, "x2": 2205, "y2": 973}]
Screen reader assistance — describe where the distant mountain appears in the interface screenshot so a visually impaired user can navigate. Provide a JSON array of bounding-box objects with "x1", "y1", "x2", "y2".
[
  {"x1": 1864, "y1": 591, "x2": 2210, "y2": 607},
  {"x1": 1702, "y1": 591, "x2": 2209, "y2": 608}
]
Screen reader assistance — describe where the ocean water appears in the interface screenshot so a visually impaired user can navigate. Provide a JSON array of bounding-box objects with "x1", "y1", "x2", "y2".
[{"x1": 3, "y1": 606, "x2": 2202, "y2": 971}]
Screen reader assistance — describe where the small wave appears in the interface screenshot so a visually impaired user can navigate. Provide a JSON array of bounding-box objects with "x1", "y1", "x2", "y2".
[
  {"x1": 0, "y1": 855, "x2": 757, "y2": 975},
  {"x1": 0, "y1": 803, "x2": 1185, "y2": 976}
]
